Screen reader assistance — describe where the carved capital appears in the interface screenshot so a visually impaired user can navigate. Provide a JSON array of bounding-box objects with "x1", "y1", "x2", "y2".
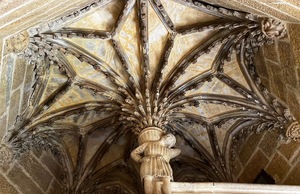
[
  {"x1": 286, "y1": 121, "x2": 300, "y2": 141},
  {"x1": 138, "y1": 127, "x2": 164, "y2": 145},
  {"x1": 0, "y1": 144, "x2": 13, "y2": 166},
  {"x1": 6, "y1": 31, "x2": 30, "y2": 53},
  {"x1": 261, "y1": 18, "x2": 286, "y2": 39}
]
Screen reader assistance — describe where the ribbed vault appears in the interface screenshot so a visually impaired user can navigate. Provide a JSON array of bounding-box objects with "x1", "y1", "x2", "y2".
[{"x1": 2, "y1": 0, "x2": 299, "y2": 193}]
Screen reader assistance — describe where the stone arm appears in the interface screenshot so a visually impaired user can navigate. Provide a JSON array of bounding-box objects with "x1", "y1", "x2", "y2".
[
  {"x1": 130, "y1": 143, "x2": 148, "y2": 163},
  {"x1": 169, "y1": 148, "x2": 181, "y2": 159}
]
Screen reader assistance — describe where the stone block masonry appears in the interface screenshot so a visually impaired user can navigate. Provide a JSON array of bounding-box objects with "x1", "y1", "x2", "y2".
[
  {"x1": 0, "y1": 150, "x2": 65, "y2": 194},
  {"x1": 234, "y1": 130, "x2": 300, "y2": 185}
]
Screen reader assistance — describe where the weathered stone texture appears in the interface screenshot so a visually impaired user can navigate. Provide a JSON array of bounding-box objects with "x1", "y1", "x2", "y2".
[
  {"x1": 288, "y1": 24, "x2": 300, "y2": 67},
  {"x1": 21, "y1": 63, "x2": 35, "y2": 114},
  {"x1": 234, "y1": 130, "x2": 300, "y2": 185},
  {"x1": 238, "y1": 132, "x2": 263, "y2": 166},
  {"x1": 12, "y1": 58, "x2": 26, "y2": 90},
  {"x1": 0, "y1": 173, "x2": 18, "y2": 194},
  {"x1": 41, "y1": 151, "x2": 65, "y2": 182},
  {"x1": 277, "y1": 41, "x2": 294, "y2": 67},
  {"x1": 283, "y1": 161, "x2": 300, "y2": 185},
  {"x1": 7, "y1": 164, "x2": 44, "y2": 194},
  {"x1": 232, "y1": 158, "x2": 242, "y2": 178},
  {"x1": 254, "y1": 49, "x2": 269, "y2": 79},
  {"x1": 238, "y1": 150, "x2": 269, "y2": 183},
  {"x1": 259, "y1": 131, "x2": 279, "y2": 158},
  {"x1": 286, "y1": 87, "x2": 300, "y2": 120},
  {"x1": 18, "y1": 153, "x2": 53, "y2": 191},
  {"x1": 278, "y1": 140, "x2": 300, "y2": 161},
  {"x1": 0, "y1": 115, "x2": 7, "y2": 141},
  {"x1": 266, "y1": 153, "x2": 290, "y2": 182},
  {"x1": 0, "y1": 55, "x2": 12, "y2": 116},
  {"x1": 0, "y1": 149, "x2": 66, "y2": 194},
  {"x1": 7, "y1": 89, "x2": 20, "y2": 128},
  {"x1": 47, "y1": 179, "x2": 64, "y2": 194},
  {"x1": 263, "y1": 43, "x2": 279, "y2": 63}
]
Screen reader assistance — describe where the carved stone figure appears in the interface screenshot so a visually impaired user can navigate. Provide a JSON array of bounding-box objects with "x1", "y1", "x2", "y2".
[
  {"x1": 131, "y1": 127, "x2": 181, "y2": 194},
  {"x1": 261, "y1": 18, "x2": 286, "y2": 39},
  {"x1": 286, "y1": 121, "x2": 300, "y2": 140}
]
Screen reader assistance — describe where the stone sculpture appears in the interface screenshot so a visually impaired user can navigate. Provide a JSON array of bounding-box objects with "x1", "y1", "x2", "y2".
[
  {"x1": 261, "y1": 18, "x2": 286, "y2": 39},
  {"x1": 131, "y1": 127, "x2": 181, "y2": 194},
  {"x1": 286, "y1": 121, "x2": 300, "y2": 141}
]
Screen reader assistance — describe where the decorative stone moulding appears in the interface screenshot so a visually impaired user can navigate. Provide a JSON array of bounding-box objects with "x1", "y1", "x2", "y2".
[
  {"x1": 286, "y1": 121, "x2": 300, "y2": 141},
  {"x1": 261, "y1": 18, "x2": 287, "y2": 39}
]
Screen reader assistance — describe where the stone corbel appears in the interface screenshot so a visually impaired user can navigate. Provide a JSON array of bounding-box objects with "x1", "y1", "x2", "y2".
[
  {"x1": 286, "y1": 121, "x2": 300, "y2": 141},
  {"x1": 261, "y1": 18, "x2": 287, "y2": 39},
  {"x1": 5, "y1": 31, "x2": 30, "y2": 53},
  {"x1": 0, "y1": 144, "x2": 13, "y2": 166}
]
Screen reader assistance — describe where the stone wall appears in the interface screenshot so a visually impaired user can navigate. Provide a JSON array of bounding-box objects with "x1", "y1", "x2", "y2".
[
  {"x1": 255, "y1": 23, "x2": 300, "y2": 122},
  {"x1": 0, "y1": 53, "x2": 34, "y2": 141},
  {"x1": 0, "y1": 46, "x2": 66, "y2": 194},
  {"x1": 233, "y1": 130, "x2": 300, "y2": 185},
  {"x1": 0, "y1": 150, "x2": 65, "y2": 194}
]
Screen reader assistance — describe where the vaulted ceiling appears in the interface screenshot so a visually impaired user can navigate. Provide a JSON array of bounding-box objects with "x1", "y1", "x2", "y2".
[{"x1": 2, "y1": 0, "x2": 298, "y2": 193}]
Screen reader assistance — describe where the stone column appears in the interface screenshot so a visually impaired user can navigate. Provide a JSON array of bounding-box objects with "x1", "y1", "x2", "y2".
[{"x1": 131, "y1": 127, "x2": 181, "y2": 194}]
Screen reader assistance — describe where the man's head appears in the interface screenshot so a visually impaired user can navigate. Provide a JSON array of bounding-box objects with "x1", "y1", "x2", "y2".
[{"x1": 161, "y1": 133, "x2": 176, "y2": 148}]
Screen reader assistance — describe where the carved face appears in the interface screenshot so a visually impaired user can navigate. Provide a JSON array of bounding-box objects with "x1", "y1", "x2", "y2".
[{"x1": 161, "y1": 133, "x2": 176, "y2": 148}]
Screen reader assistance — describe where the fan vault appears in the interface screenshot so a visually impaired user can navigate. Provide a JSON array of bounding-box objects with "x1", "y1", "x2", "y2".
[{"x1": 1, "y1": 0, "x2": 299, "y2": 193}]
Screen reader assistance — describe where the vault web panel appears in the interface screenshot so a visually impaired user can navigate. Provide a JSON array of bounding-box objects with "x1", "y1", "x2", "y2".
[
  {"x1": 182, "y1": 104, "x2": 236, "y2": 120},
  {"x1": 160, "y1": 0, "x2": 217, "y2": 27},
  {"x1": 193, "y1": 77, "x2": 244, "y2": 97},
  {"x1": 63, "y1": 134, "x2": 80, "y2": 169},
  {"x1": 163, "y1": 31, "x2": 213, "y2": 79},
  {"x1": 64, "y1": 54, "x2": 115, "y2": 89},
  {"x1": 95, "y1": 134, "x2": 128, "y2": 171},
  {"x1": 67, "y1": 0, "x2": 125, "y2": 31},
  {"x1": 214, "y1": 120, "x2": 236, "y2": 154},
  {"x1": 173, "y1": 44, "x2": 222, "y2": 87},
  {"x1": 185, "y1": 123, "x2": 214, "y2": 157},
  {"x1": 117, "y1": 5, "x2": 141, "y2": 85},
  {"x1": 84, "y1": 126, "x2": 115, "y2": 168},
  {"x1": 223, "y1": 54, "x2": 251, "y2": 90},
  {"x1": 39, "y1": 63, "x2": 68, "y2": 106},
  {"x1": 148, "y1": 3, "x2": 169, "y2": 83}
]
